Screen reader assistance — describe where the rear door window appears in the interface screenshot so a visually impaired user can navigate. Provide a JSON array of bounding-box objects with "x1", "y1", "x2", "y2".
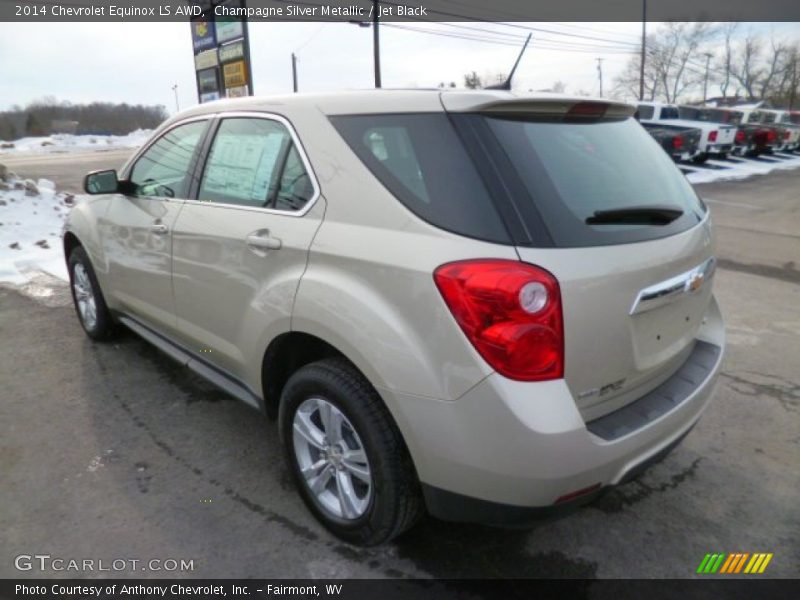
[
  {"x1": 330, "y1": 113, "x2": 511, "y2": 244},
  {"x1": 198, "y1": 117, "x2": 315, "y2": 211}
]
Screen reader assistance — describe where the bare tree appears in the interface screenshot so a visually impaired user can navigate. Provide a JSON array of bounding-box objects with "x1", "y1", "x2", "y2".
[
  {"x1": 464, "y1": 71, "x2": 482, "y2": 89},
  {"x1": 613, "y1": 22, "x2": 715, "y2": 103},
  {"x1": 716, "y1": 23, "x2": 739, "y2": 98},
  {"x1": 729, "y1": 34, "x2": 763, "y2": 98},
  {"x1": 758, "y1": 37, "x2": 790, "y2": 99}
]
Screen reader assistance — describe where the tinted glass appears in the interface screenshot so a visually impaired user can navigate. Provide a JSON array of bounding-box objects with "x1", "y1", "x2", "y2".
[
  {"x1": 483, "y1": 116, "x2": 706, "y2": 247},
  {"x1": 727, "y1": 111, "x2": 744, "y2": 124},
  {"x1": 660, "y1": 106, "x2": 680, "y2": 119},
  {"x1": 678, "y1": 106, "x2": 700, "y2": 120},
  {"x1": 331, "y1": 113, "x2": 510, "y2": 244},
  {"x1": 636, "y1": 105, "x2": 654, "y2": 119},
  {"x1": 129, "y1": 121, "x2": 207, "y2": 198},
  {"x1": 199, "y1": 118, "x2": 313, "y2": 211}
]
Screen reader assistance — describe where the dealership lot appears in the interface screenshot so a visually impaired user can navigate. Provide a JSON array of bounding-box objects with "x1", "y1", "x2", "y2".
[{"x1": 1, "y1": 155, "x2": 798, "y2": 578}]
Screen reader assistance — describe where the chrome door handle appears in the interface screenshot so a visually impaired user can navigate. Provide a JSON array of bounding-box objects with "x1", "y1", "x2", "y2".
[
  {"x1": 151, "y1": 223, "x2": 169, "y2": 235},
  {"x1": 246, "y1": 234, "x2": 282, "y2": 250}
]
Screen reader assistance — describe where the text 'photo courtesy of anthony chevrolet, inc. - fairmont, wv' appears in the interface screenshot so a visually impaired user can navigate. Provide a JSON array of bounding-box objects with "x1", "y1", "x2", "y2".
[{"x1": 1, "y1": 0, "x2": 799, "y2": 598}]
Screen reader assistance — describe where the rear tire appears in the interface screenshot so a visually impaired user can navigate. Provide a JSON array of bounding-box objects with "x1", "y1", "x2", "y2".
[
  {"x1": 68, "y1": 246, "x2": 117, "y2": 340},
  {"x1": 279, "y1": 358, "x2": 423, "y2": 545}
]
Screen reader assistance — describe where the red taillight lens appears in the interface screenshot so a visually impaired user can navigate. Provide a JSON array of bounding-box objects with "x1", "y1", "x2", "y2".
[
  {"x1": 708, "y1": 130, "x2": 718, "y2": 142},
  {"x1": 784, "y1": 130, "x2": 791, "y2": 140},
  {"x1": 735, "y1": 130, "x2": 745, "y2": 143},
  {"x1": 672, "y1": 135, "x2": 684, "y2": 150},
  {"x1": 434, "y1": 260, "x2": 564, "y2": 381},
  {"x1": 767, "y1": 129, "x2": 777, "y2": 142}
]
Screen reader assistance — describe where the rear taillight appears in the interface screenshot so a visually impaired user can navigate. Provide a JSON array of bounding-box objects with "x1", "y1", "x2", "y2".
[
  {"x1": 708, "y1": 130, "x2": 718, "y2": 142},
  {"x1": 672, "y1": 135, "x2": 684, "y2": 150},
  {"x1": 434, "y1": 260, "x2": 564, "y2": 381},
  {"x1": 784, "y1": 130, "x2": 791, "y2": 140},
  {"x1": 767, "y1": 129, "x2": 777, "y2": 142},
  {"x1": 735, "y1": 130, "x2": 745, "y2": 143},
  {"x1": 566, "y1": 101, "x2": 608, "y2": 119}
]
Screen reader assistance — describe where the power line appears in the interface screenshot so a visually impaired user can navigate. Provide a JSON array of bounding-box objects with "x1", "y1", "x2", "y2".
[{"x1": 382, "y1": 23, "x2": 636, "y2": 54}]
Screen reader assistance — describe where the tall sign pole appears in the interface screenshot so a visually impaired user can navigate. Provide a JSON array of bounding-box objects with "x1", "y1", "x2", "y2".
[{"x1": 373, "y1": 0, "x2": 381, "y2": 88}]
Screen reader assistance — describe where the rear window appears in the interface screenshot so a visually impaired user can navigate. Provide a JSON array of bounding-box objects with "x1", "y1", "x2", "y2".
[
  {"x1": 660, "y1": 106, "x2": 680, "y2": 119},
  {"x1": 635, "y1": 105, "x2": 654, "y2": 120},
  {"x1": 330, "y1": 113, "x2": 510, "y2": 244},
  {"x1": 481, "y1": 116, "x2": 705, "y2": 247}
]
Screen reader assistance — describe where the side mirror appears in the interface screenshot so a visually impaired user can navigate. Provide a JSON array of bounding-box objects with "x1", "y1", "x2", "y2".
[{"x1": 84, "y1": 169, "x2": 119, "y2": 195}]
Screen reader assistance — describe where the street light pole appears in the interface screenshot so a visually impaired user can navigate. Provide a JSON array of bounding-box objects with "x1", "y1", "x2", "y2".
[
  {"x1": 373, "y1": 0, "x2": 381, "y2": 88},
  {"x1": 596, "y1": 58, "x2": 604, "y2": 98},
  {"x1": 292, "y1": 53, "x2": 298, "y2": 93},
  {"x1": 639, "y1": 0, "x2": 647, "y2": 101},
  {"x1": 171, "y1": 84, "x2": 179, "y2": 112}
]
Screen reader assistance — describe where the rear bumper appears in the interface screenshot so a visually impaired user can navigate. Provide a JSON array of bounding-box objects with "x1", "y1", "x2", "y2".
[
  {"x1": 385, "y1": 297, "x2": 725, "y2": 523},
  {"x1": 707, "y1": 144, "x2": 733, "y2": 155},
  {"x1": 421, "y1": 422, "x2": 695, "y2": 526}
]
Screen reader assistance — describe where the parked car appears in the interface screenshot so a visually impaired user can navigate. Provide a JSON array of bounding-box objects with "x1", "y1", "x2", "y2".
[
  {"x1": 640, "y1": 122, "x2": 702, "y2": 162},
  {"x1": 65, "y1": 91, "x2": 724, "y2": 545},
  {"x1": 637, "y1": 101, "x2": 735, "y2": 162},
  {"x1": 676, "y1": 105, "x2": 738, "y2": 159}
]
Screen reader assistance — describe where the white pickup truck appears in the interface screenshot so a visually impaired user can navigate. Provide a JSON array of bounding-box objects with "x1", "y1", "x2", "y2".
[{"x1": 636, "y1": 101, "x2": 737, "y2": 163}]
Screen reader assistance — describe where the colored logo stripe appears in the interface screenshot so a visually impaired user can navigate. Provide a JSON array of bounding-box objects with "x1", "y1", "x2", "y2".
[{"x1": 698, "y1": 552, "x2": 773, "y2": 574}]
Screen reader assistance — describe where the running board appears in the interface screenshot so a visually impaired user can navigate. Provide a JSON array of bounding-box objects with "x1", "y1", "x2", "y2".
[{"x1": 118, "y1": 315, "x2": 262, "y2": 411}]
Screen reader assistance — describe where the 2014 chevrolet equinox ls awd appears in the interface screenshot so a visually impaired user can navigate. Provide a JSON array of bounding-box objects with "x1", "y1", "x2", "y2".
[{"x1": 64, "y1": 91, "x2": 725, "y2": 545}]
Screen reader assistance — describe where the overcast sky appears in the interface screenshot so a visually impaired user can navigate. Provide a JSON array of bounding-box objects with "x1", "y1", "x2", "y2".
[{"x1": 0, "y1": 21, "x2": 798, "y2": 113}]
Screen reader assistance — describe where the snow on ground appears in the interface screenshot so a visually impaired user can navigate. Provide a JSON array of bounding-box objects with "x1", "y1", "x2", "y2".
[
  {"x1": 0, "y1": 130, "x2": 151, "y2": 156},
  {"x1": 0, "y1": 175, "x2": 72, "y2": 284},
  {"x1": 683, "y1": 151, "x2": 800, "y2": 184}
]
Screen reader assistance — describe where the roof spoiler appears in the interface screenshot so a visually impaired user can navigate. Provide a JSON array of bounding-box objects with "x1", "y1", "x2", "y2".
[{"x1": 441, "y1": 94, "x2": 636, "y2": 119}]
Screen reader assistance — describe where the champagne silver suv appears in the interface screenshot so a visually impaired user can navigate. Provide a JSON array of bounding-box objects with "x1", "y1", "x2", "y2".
[{"x1": 64, "y1": 90, "x2": 725, "y2": 545}]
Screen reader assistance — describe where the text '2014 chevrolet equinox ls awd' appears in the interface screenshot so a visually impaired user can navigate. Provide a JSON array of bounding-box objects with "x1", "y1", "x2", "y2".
[{"x1": 65, "y1": 90, "x2": 724, "y2": 545}]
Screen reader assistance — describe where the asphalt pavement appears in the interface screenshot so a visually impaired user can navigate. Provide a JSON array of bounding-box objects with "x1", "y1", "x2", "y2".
[{"x1": 1, "y1": 154, "x2": 798, "y2": 579}]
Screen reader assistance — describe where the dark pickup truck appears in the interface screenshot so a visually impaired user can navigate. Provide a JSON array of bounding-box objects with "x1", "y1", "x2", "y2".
[
  {"x1": 641, "y1": 122, "x2": 702, "y2": 162},
  {"x1": 718, "y1": 109, "x2": 778, "y2": 156}
]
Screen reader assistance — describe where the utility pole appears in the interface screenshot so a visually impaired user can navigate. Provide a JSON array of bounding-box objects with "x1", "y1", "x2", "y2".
[
  {"x1": 372, "y1": 0, "x2": 381, "y2": 88},
  {"x1": 291, "y1": 53, "x2": 298, "y2": 93},
  {"x1": 702, "y1": 53, "x2": 713, "y2": 103},
  {"x1": 639, "y1": 0, "x2": 647, "y2": 100},
  {"x1": 171, "y1": 84, "x2": 179, "y2": 112},
  {"x1": 596, "y1": 58, "x2": 604, "y2": 98}
]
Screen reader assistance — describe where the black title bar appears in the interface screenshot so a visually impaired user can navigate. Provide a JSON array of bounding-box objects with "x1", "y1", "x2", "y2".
[{"x1": 2, "y1": 0, "x2": 800, "y2": 22}]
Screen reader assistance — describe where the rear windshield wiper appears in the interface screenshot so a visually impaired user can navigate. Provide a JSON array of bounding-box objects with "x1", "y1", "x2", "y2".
[{"x1": 585, "y1": 205, "x2": 684, "y2": 226}]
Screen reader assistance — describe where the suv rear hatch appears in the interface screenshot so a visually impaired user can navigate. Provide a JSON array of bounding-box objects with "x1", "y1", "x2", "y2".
[
  {"x1": 332, "y1": 93, "x2": 716, "y2": 422},
  {"x1": 442, "y1": 94, "x2": 716, "y2": 421}
]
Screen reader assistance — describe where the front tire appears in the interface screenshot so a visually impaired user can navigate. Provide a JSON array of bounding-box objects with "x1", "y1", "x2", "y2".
[
  {"x1": 279, "y1": 358, "x2": 422, "y2": 545},
  {"x1": 68, "y1": 246, "x2": 116, "y2": 340}
]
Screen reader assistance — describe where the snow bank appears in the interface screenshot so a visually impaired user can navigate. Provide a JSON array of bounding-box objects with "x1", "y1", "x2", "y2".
[
  {"x1": 684, "y1": 152, "x2": 800, "y2": 184},
  {"x1": 0, "y1": 174, "x2": 72, "y2": 284},
  {"x1": 0, "y1": 129, "x2": 151, "y2": 155}
]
